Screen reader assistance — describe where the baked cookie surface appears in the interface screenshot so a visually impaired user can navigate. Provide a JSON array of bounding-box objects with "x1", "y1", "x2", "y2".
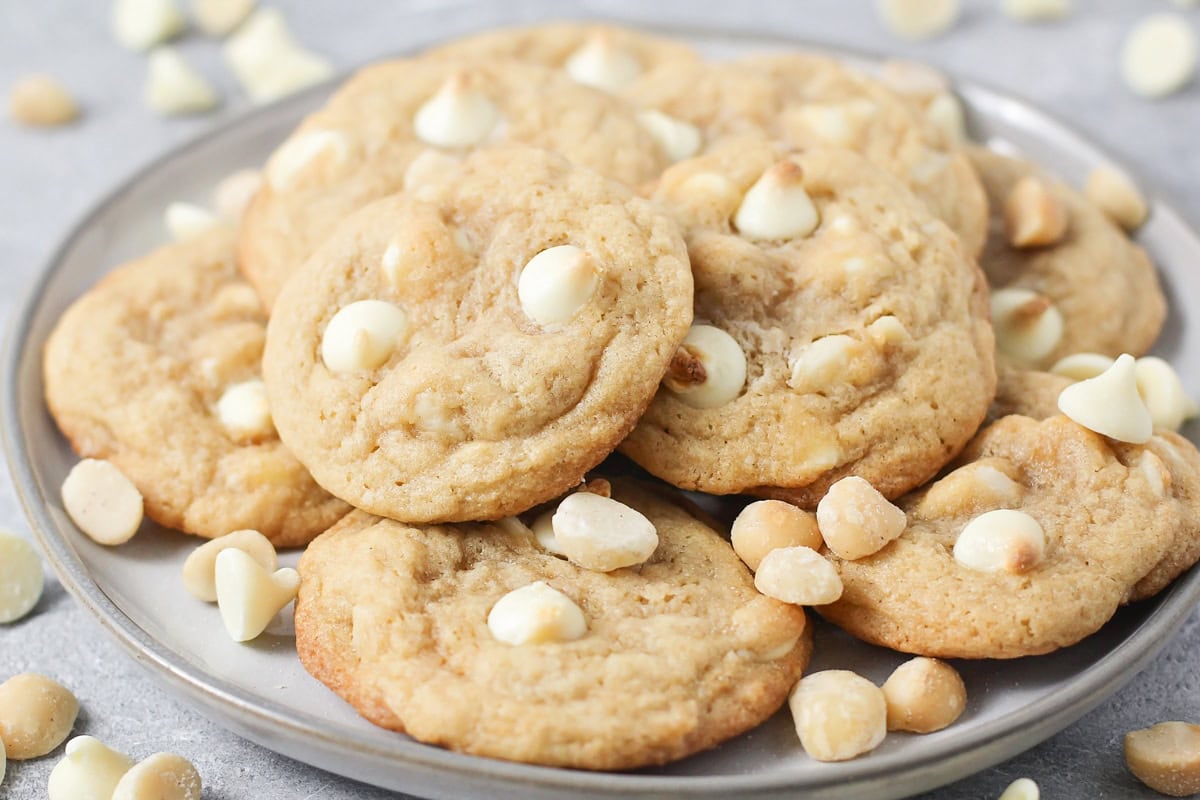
[
  {"x1": 240, "y1": 57, "x2": 671, "y2": 307},
  {"x1": 818, "y1": 415, "x2": 1193, "y2": 658},
  {"x1": 42, "y1": 230, "x2": 348, "y2": 546},
  {"x1": 295, "y1": 480, "x2": 810, "y2": 770},
  {"x1": 970, "y1": 146, "x2": 1166, "y2": 368},
  {"x1": 623, "y1": 54, "x2": 988, "y2": 255},
  {"x1": 621, "y1": 137, "x2": 995, "y2": 505},
  {"x1": 264, "y1": 145, "x2": 693, "y2": 523}
]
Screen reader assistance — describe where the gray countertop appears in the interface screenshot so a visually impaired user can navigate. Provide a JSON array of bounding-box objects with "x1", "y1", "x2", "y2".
[{"x1": 1, "y1": 1, "x2": 1198, "y2": 798}]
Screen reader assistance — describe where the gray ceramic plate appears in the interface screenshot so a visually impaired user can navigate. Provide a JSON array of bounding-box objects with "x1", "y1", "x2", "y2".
[{"x1": 4, "y1": 25, "x2": 1200, "y2": 800}]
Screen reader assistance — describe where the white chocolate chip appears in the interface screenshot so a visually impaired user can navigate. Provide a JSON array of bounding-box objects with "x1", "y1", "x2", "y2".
[
  {"x1": 8, "y1": 75, "x2": 79, "y2": 127},
  {"x1": 877, "y1": 0, "x2": 961, "y2": 39},
  {"x1": 182, "y1": 529, "x2": 277, "y2": 602},
  {"x1": 1121, "y1": 13, "x2": 1198, "y2": 99},
  {"x1": 637, "y1": 109, "x2": 702, "y2": 162},
  {"x1": 0, "y1": 673, "x2": 79, "y2": 759},
  {"x1": 413, "y1": 72, "x2": 498, "y2": 149},
  {"x1": 551, "y1": 492, "x2": 658, "y2": 572},
  {"x1": 1125, "y1": 721, "x2": 1200, "y2": 797},
  {"x1": 788, "y1": 335, "x2": 869, "y2": 393},
  {"x1": 990, "y1": 287, "x2": 1065, "y2": 365},
  {"x1": 145, "y1": 47, "x2": 220, "y2": 116},
  {"x1": 1049, "y1": 352, "x2": 1114, "y2": 381},
  {"x1": 789, "y1": 670, "x2": 887, "y2": 762},
  {"x1": 1004, "y1": 176, "x2": 1068, "y2": 248},
  {"x1": 223, "y1": 9, "x2": 332, "y2": 103},
  {"x1": 881, "y1": 657, "x2": 967, "y2": 733},
  {"x1": 164, "y1": 202, "x2": 220, "y2": 242},
  {"x1": 1085, "y1": 165, "x2": 1149, "y2": 231},
  {"x1": 663, "y1": 324, "x2": 747, "y2": 409},
  {"x1": 565, "y1": 31, "x2": 641, "y2": 92},
  {"x1": 212, "y1": 168, "x2": 262, "y2": 222},
  {"x1": 1001, "y1": 0, "x2": 1071, "y2": 21},
  {"x1": 402, "y1": 149, "x2": 461, "y2": 194},
  {"x1": 530, "y1": 511, "x2": 564, "y2": 556},
  {"x1": 754, "y1": 546, "x2": 843, "y2": 606},
  {"x1": 792, "y1": 100, "x2": 875, "y2": 146},
  {"x1": 867, "y1": 315, "x2": 910, "y2": 347},
  {"x1": 731, "y1": 500, "x2": 823, "y2": 572},
  {"x1": 191, "y1": 0, "x2": 256, "y2": 36},
  {"x1": 910, "y1": 149, "x2": 951, "y2": 185},
  {"x1": 926, "y1": 92, "x2": 966, "y2": 142},
  {"x1": 265, "y1": 129, "x2": 349, "y2": 191},
  {"x1": 953, "y1": 509, "x2": 1046, "y2": 574},
  {"x1": 320, "y1": 300, "x2": 408, "y2": 374},
  {"x1": 879, "y1": 60, "x2": 950, "y2": 98},
  {"x1": 487, "y1": 581, "x2": 587, "y2": 645},
  {"x1": 1136, "y1": 356, "x2": 1199, "y2": 431},
  {"x1": 998, "y1": 777, "x2": 1041, "y2": 800},
  {"x1": 112, "y1": 0, "x2": 185, "y2": 51},
  {"x1": 214, "y1": 547, "x2": 299, "y2": 642},
  {"x1": 1058, "y1": 353, "x2": 1154, "y2": 443},
  {"x1": 517, "y1": 245, "x2": 600, "y2": 326},
  {"x1": 816, "y1": 476, "x2": 907, "y2": 561},
  {"x1": 216, "y1": 379, "x2": 274, "y2": 442},
  {"x1": 61, "y1": 459, "x2": 144, "y2": 546},
  {"x1": 734, "y1": 160, "x2": 820, "y2": 241},
  {"x1": 48, "y1": 736, "x2": 134, "y2": 800},
  {"x1": 111, "y1": 752, "x2": 202, "y2": 800},
  {"x1": 0, "y1": 531, "x2": 43, "y2": 624}
]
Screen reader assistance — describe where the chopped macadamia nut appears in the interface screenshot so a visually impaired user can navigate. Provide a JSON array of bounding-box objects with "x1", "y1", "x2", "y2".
[
  {"x1": 731, "y1": 500, "x2": 823, "y2": 571},
  {"x1": 0, "y1": 531, "x2": 43, "y2": 623},
  {"x1": 112, "y1": 752, "x2": 202, "y2": 800},
  {"x1": 61, "y1": 459, "x2": 144, "y2": 545},
  {"x1": 877, "y1": 0, "x2": 961, "y2": 39},
  {"x1": 991, "y1": 287, "x2": 1064, "y2": 365},
  {"x1": 145, "y1": 47, "x2": 220, "y2": 116},
  {"x1": 953, "y1": 509, "x2": 1046, "y2": 574},
  {"x1": 1125, "y1": 721, "x2": 1200, "y2": 797},
  {"x1": 789, "y1": 670, "x2": 887, "y2": 761},
  {"x1": 1085, "y1": 165, "x2": 1148, "y2": 231},
  {"x1": 551, "y1": 492, "x2": 658, "y2": 572},
  {"x1": 112, "y1": 0, "x2": 185, "y2": 51},
  {"x1": 0, "y1": 674, "x2": 78, "y2": 759},
  {"x1": 214, "y1": 548, "x2": 299, "y2": 642},
  {"x1": 998, "y1": 778, "x2": 1041, "y2": 800},
  {"x1": 664, "y1": 324, "x2": 747, "y2": 409},
  {"x1": 48, "y1": 736, "x2": 134, "y2": 800},
  {"x1": 734, "y1": 160, "x2": 819, "y2": 241},
  {"x1": 926, "y1": 92, "x2": 966, "y2": 142},
  {"x1": 638, "y1": 109, "x2": 702, "y2": 162},
  {"x1": 1058, "y1": 353, "x2": 1153, "y2": 443},
  {"x1": 754, "y1": 546, "x2": 843, "y2": 606},
  {"x1": 517, "y1": 245, "x2": 600, "y2": 326},
  {"x1": 788, "y1": 334, "x2": 871, "y2": 393},
  {"x1": 565, "y1": 31, "x2": 641, "y2": 92},
  {"x1": 1004, "y1": 176, "x2": 1068, "y2": 248},
  {"x1": 182, "y1": 529, "x2": 277, "y2": 602},
  {"x1": 212, "y1": 168, "x2": 263, "y2": 222},
  {"x1": 320, "y1": 300, "x2": 408, "y2": 373},
  {"x1": 8, "y1": 75, "x2": 79, "y2": 127},
  {"x1": 1001, "y1": 0, "x2": 1071, "y2": 21},
  {"x1": 191, "y1": 0, "x2": 256, "y2": 36},
  {"x1": 816, "y1": 476, "x2": 907, "y2": 560},
  {"x1": 916, "y1": 458, "x2": 1024, "y2": 518},
  {"x1": 487, "y1": 581, "x2": 587, "y2": 645},
  {"x1": 881, "y1": 657, "x2": 967, "y2": 733},
  {"x1": 530, "y1": 511, "x2": 564, "y2": 555},
  {"x1": 1121, "y1": 13, "x2": 1198, "y2": 98},
  {"x1": 165, "y1": 202, "x2": 220, "y2": 242},
  {"x1": 1049, "y1": 352, "x2": 1113, "y2": 381},
  {"x1": 413, "y1": 72, "x2": 498, "y2": 149}
]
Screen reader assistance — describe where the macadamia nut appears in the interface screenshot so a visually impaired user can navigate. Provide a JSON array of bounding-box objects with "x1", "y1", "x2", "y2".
[
  {"x1": 754, "y1": 546, "x2": 843, "y2": 606},
  {"x1": 789, "y1": 670, "x2": 887, "y2": 761},
  {"x1": 112, "y1": 751, "x2": 202, "y2": 800},
  {"x1": 881, "y1": 657, "x2": 967, "y2": 733},
  {"x1": 8, "y1": 75, "x2": 79, "y2": 127},
  {"x1": 1125, "y1": 721, "x2": 1200, "y2": 797},
  {"x1": 0, "y1": 673, "x2": 79, "y2": 759},
  {"x1": 816, "y1": 476, "x2": 907, "y2": 560},
  {"x1": 731, "y1": 500, "x2": 822, "y2": 571},
  {"x1": 182, "y1": 529, "x2": 277, "y2": 602},
  {"x1": 551, "y1": 492, "x2": 658, "y2": 572},
  {"x1": 61, "y1": 459, "x2": 144, "y2": 546},
  {"x1": 1085, "y1": 165, "x2": 1148, "y2": 231}
]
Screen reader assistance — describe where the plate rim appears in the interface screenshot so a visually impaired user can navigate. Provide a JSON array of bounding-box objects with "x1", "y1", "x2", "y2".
[{"x1": 5, "y1": 20, "x2": 1200, "y2": 799}]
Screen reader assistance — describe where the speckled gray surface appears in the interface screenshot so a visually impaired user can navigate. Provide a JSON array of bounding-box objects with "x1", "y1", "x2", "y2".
[{"x1": 1, "y1": 1, "x2": 1198, "y2": 798}]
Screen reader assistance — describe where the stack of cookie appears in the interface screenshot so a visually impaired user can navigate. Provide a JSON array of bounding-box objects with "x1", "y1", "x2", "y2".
[{"x1": 42, "y1": 22, "x2": 1200, "y2": 770}]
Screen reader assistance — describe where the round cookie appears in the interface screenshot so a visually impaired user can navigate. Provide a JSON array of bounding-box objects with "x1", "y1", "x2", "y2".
[
  {"x1": 818, "y1": 415, "x2": 1191, "y2": 658},
  {"x1": 969, "y1": 146, "x2": 1166, "y2": 368},
  {"x1": 989, "y1": 364, "x2": 1072, "y2": 422},
  {"x1": 623, "y1": 53, "x2": 988, "y2": 255},
  {"x1": 620, "y1": 135, "x2": 995, "y2": 505},
  {"x1": 263, "y1": 145, "x2": 693, "y2": 523},
  {"x1": 424, "y1": 22, "x2": 698, "y2": 90},
  {"x1": 240, "y1": 57, "x2": 671, "y2": 308},
  {"x1": 43, "y1": 229, "x2": 348, "y2": 547},
  {"x1": 295, "y1": 479, "x2": 811, "y2": 770}
]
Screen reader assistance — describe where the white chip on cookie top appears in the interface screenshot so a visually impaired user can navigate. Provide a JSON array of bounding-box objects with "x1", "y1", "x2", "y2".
[
  {"x1": 564, "y1": 30, "x2": 641, "y2": 92},
  {"x1": 48, "y1": 736, "x2": 134, "y2": 800},
  {"x1": 401, "y1": 149, "x2": 461, "y2": 195},
  {"x1": 663, "y1": 324, "x2": 747, "y2": 410},
  {"x1": 791, "y1": 100, "x2": 876, "y2": 147},
  {"x1": 320, "y1": 300, "x2": 408, "y2": 374},
  {"x1": 61, "y1": 459, "x2": 144, "y2": 546},
  {"x1": 733, "y1": 160, "x2": 819, "y2": 241},
  {"x1": 1057, "y1": 353, "x2": 1153, "y2": 443},
  {"x1": 990, "y1": 287, "x2": 1065, "y2": 365},
  {"x1": 551, "y1": 491, "x2": 658, "y2": 572},
  {"x1": 413, "y1": 72, "x2": 499, "y2": 149},
  {"x1": 265, "y1": 129, "x2": 349, "y2": 191},
  {"x1": 637, "y1": 109, "x2": 702, "y2": 162},
  {"x1": 517, "y1": 245, "x2": 600, "y2": 327},
  {"x1": 214, "y1": 547, "x2": 299, "y2": 642},
  {"x1": 487, "y1": 581, "x2": 587, "y2": 645},
  {"x1": 788, "y1": 334, "x2": 871, "y2": 393},
  {"x1": 216, "y1": 379, "x2": 274, "y2": 442},
  {"x1": 953, "y1": 508, "x2": 1046, "y2": 574}
]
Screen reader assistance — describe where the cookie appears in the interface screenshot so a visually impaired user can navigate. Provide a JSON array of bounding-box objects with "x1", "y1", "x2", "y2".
[
  {"x1": 620, "y1": 135, "x2": 995, "y2": 506},
  {"x1": 263, "y1": 145, "x2": 693, "y2": 523},
  {"x1": 623, "y1": 53, "x2": 989, "y2": 255},
  {"x1": 425, "y1": 22, "x2": 698, "y2": 91},
  {"x1": 969, "y1": 146, "x2": 1166, "y2": 368},
  {"x1": 295, "y1": 479, "x2": 811, "y2": 770},
  {"x1": 239, "y1": 57, "x2": 671, "y2": 308},
  {"x1": 989, "y1": 364, "x2": 1071, "y2": 422},
  {"x1": 818, "y1": 414, "x2": 1195, "y2": 658},
  {"x1": 43, "y1": 229, "x2": 348, "y2": 546}
]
